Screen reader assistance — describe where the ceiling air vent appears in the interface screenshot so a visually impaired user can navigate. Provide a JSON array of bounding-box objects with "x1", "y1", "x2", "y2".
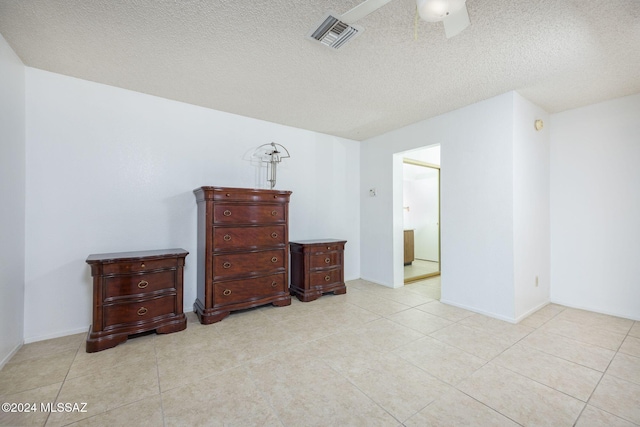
[{"x1": 307, "y1": 13, "x2": 363, "y2": 50}]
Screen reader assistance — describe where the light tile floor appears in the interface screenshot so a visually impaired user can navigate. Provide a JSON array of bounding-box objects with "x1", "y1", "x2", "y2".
[
  {"x1": 404, "y1": 259, "x2": 439, "y2": 282},
  {"x1": 1, "y1": 277, "x2": 639, "y2": 426}
]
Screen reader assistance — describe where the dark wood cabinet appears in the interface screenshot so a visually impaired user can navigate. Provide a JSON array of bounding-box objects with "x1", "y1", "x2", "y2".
[
  {"x1": 193, "y1": 186, "x2": 292, "y2": 324},
  {"x1": 404, "y1": 229, "x2": 414, "y2": 265},
  {"x1": 290, "y1": 239, "x2": 347, "y2": 302},
  {"x1": 85, "y1": 248, "x2": 188, "y2": 352}
]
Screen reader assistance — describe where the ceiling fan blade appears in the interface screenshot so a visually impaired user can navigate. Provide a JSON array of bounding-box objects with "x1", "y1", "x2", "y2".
[
  {"x1": 341, "y1": 0, "x2": 394, "y2": 24},
  {"x1": 443, "y1": 4, "x2": 470, "y2": 38}
]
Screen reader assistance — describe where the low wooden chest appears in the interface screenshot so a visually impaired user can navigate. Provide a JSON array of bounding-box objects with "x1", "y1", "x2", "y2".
[
  {"x1": 289, "y1": 239, "x2": 347, "y2": 302},
  {"x1": 85, "y1": 248, "x2": 188, "y2": 352}
]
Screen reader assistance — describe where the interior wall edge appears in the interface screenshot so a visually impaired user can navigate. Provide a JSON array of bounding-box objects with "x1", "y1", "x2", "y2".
[
  {"x1": 0, "y1": 31, "x2": 26, "y2": 364},
  {"x1": 549, "y1": 298, "x2": 640, "y2": 322},
  {"x1": 0, "y1": 342, "x2": 22, "y2": 371},
  {"x1": 357, "y1": 276, "x2": 394, "y2": 288},
  {"x1": 513, "y1": 300, "x2": 551, "y2": 324},
  {"x1": 23, "y1": 325, "x2": 90, "y2": 345},
  {"x1": 439, "y1": 298, "x2": 518, "y2": 324}
]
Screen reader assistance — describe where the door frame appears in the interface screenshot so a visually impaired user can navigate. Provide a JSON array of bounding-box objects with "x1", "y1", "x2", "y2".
[{"x1": 402, "y1": 158, "x2": 441, "y2": 283}]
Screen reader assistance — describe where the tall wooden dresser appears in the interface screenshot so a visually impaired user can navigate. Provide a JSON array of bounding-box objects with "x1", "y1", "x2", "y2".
[
  {"x1": 194, "y1": 187, "x2": 292, "y2": 324},
  {"x1": 85, "y1": 248, "x2": 188, "y2": 352}
]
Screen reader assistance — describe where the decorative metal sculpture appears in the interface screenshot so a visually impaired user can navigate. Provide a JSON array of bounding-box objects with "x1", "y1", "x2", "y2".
[{"x1": 253, "y1": 142, "x2": 291, "y2": 189}]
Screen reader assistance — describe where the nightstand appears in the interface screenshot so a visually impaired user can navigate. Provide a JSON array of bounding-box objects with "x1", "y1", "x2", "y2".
[
  {"x1": 85, "y1": 248, "x2": 188, "y2": 352},
  {"x1": 289, "y1": 239, "x2": 347, "y2": 302}
]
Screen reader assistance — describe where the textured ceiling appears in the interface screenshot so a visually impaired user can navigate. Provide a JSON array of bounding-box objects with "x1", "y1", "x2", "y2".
[{"x1": 1, "y1": 0, "x2": 639, "y2": 141}]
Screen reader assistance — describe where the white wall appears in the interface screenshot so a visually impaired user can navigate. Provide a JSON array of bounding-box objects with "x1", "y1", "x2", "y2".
[
  {"x1": 0, "y1": 34, "x2": 26, "y2": 366},
  {"x1": 405, "y1": 145, "x2": 441, "y2": 165},
  {"x1": 512, "y1": 92, "x2": 550, "y2": 321},
  {"x1": 24, "y1": 68, "x2": 360, "y2": 342},
  {"x1": 550, "y1": 92, "x2": 640, "y2": 320},
  {"x1": 362, "y1": 93, "x2": 518, "y2": 321}
]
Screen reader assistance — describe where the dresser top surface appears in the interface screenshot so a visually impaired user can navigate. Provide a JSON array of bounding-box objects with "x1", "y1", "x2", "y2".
[
  {"x1": 194, "y1": 186, "x2": 292, "y2": 195},
  {"x1": 290, "y1": 239, "x2": 347, "y2": 245},
  {"x1": 86, "y1": 248, "x2": 189, "y2": 264}
]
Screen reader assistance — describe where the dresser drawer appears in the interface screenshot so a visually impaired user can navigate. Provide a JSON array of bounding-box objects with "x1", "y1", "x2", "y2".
[
  {"x1": 213, "y1": 249, "x2": 285, "y2": 279},
  {"x1": 213, "y1": 225, "x2": 285, "y2": 251},
  {"x1": 103, "y1": 294, "x2": 176, "y2": 328},
  {"x1": 311, "y1": 243, "x2": 344, "y2": 253},
  {"x1": 102, "y1": 258, "x2": 177, "y2": 275},
  {"x1": 214, "y1": 274, "x2": 286, "y2": 306},
  {"x1": 103, "y1": 270, "x2": 175, "y2": 299},
  {"x1": 310, "y1": 268, "x2": 343, "y2": 287},
  {"x1": 310, "y1": 252, "x2": 341, "y2": 269},
  {"x1": 211, "y1": 189, "x2": 290, "y2": 204},
  {"x1": 213, "y1": 204, "x2": 285, "y2": 224}
]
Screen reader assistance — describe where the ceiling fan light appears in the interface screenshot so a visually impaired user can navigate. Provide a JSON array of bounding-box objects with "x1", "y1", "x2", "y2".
[{"x1": 417, "y1": 0, "x2": 466, "y2": 22}]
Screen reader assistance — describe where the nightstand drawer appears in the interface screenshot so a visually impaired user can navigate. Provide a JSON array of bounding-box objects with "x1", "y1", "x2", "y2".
[
  {"x1": 310, "y1": 252, "x2": 341, "y2": 269},
  {"x1": 102, "y1": 258, "x2": 177, "y2": 275},
  {"x1": 213, "y1": 249, "x2": 285, "y2": 279},
  {"x1": 104, "y1": 270, "x2": 175, "y2": 300},
  {"x1": 213, "y1": 274, "x2": 286, "y2": 306},
  {"x1": 310, "y1": 268, "x2": 343, "y2": 287},
  {"x1": 213, "y1": 225, "x2": 285, "y2": 250},
  {"x1": 213, "y1": 204, "x2": 285, "y2": 224},
  {"x1": 309, "y1": 244, "x2": 344, "y2": 253},
  {"x1": 103, "y1": 294, "x2": 176, "y2": 328}
]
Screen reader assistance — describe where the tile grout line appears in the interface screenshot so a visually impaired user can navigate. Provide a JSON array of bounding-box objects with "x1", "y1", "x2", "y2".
[
  {"x1": 577, "y1": 324, "x2": 638, "y2": 426},
  {"x1": 380, "y1": 288, "x2": 527, "y2": 425},
  {"x1": 504, "y1": 308, "x2": 622, "y2": 374},
  {"x1": 450, "y1": 387, "x2": 526, "y2": 427},
  {"x1": 383, "y1": 310, "x2": 526, "y2": 426},
  {"x1": 244, "y1": 357, "x2": 296, "y2": 427},
  {"x1": 46, "y1": 338, "x2": 84, "y2": 427},
  {"x1": 325, "y1": 361, "x2": 404, "y2": 426},
  {"x1": 437, "y1": 304, "x2": 590, "y2": 426},
  {"x1": 153, "y1": 336, "x2": 167, "y2": 427}
]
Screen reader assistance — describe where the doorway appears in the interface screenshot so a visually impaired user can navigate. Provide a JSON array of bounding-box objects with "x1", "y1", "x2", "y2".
[{"x1": 402, "y1": 148, "x2": 440, "y2": 284}]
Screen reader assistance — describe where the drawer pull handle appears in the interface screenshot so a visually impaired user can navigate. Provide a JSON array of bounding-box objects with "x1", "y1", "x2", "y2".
[
  {"x1": 271, "y1": 257, "x2": 278, "y2": 263},
  {"x1": 223, "y1": 289, "x2": 232, "y2": 296},
  {"x1": 137, "y1": 280, "x2": 149, "y2": 289},
  {"x1": 223, "y1": 210, "x2": 232, "y2": 217},
  {"x1": 325, "y1": 257, "x2": 331, "y2": 264},
  {"x1": 137, "y1": 307, "x2": 148, "y2": 316},
  {"x1": 271, "y1": 232, "x2": 278, "y2": 238},
  {"x1": 324, "y1": 275, "x2": 331, "y2": 282},
  {"x1": 327, "y1": 246, "x2": 331, "y2": 250},
  {"x1": 224, "y1": 234, "x2": 232, "y2": 241},
  {"x1": 273, "y1": 195, "x2": 277, "y2": 199},
  {"x1": 141, "y1": 263, "x2": 146, "y2": 268},
  {"x1": 271, "y1": 210, "x2": 278, "y2": 216},
  {"x1": 226, "y1": 193, "x2": 230, "y2": 197},
  {"x1": 223, "y1": 262, "x2": 232, "y2": 269},
  {"x1": 271, "y1": 281, "x2": 277, "y2": 288}
]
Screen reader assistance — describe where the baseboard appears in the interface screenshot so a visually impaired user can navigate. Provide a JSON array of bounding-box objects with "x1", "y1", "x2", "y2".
[
  {"x1": 439, "y1": 298, "x2": 517, "y2": 324},
  {"x1": 0, "y1": 342, "x2": 23, "y2": 370},
  {"x1": 24, "y1": 326, "x2": 89, "y2": 344},
  {"x1": 358, "y1": 276, "x2": 396, "y2": 288},
  {"x1": 514, "y1": 300, "x2": 551, "y2": 323},
  {"x1": 550, "y1": 298, "x2": 640, "y2": 322}
]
